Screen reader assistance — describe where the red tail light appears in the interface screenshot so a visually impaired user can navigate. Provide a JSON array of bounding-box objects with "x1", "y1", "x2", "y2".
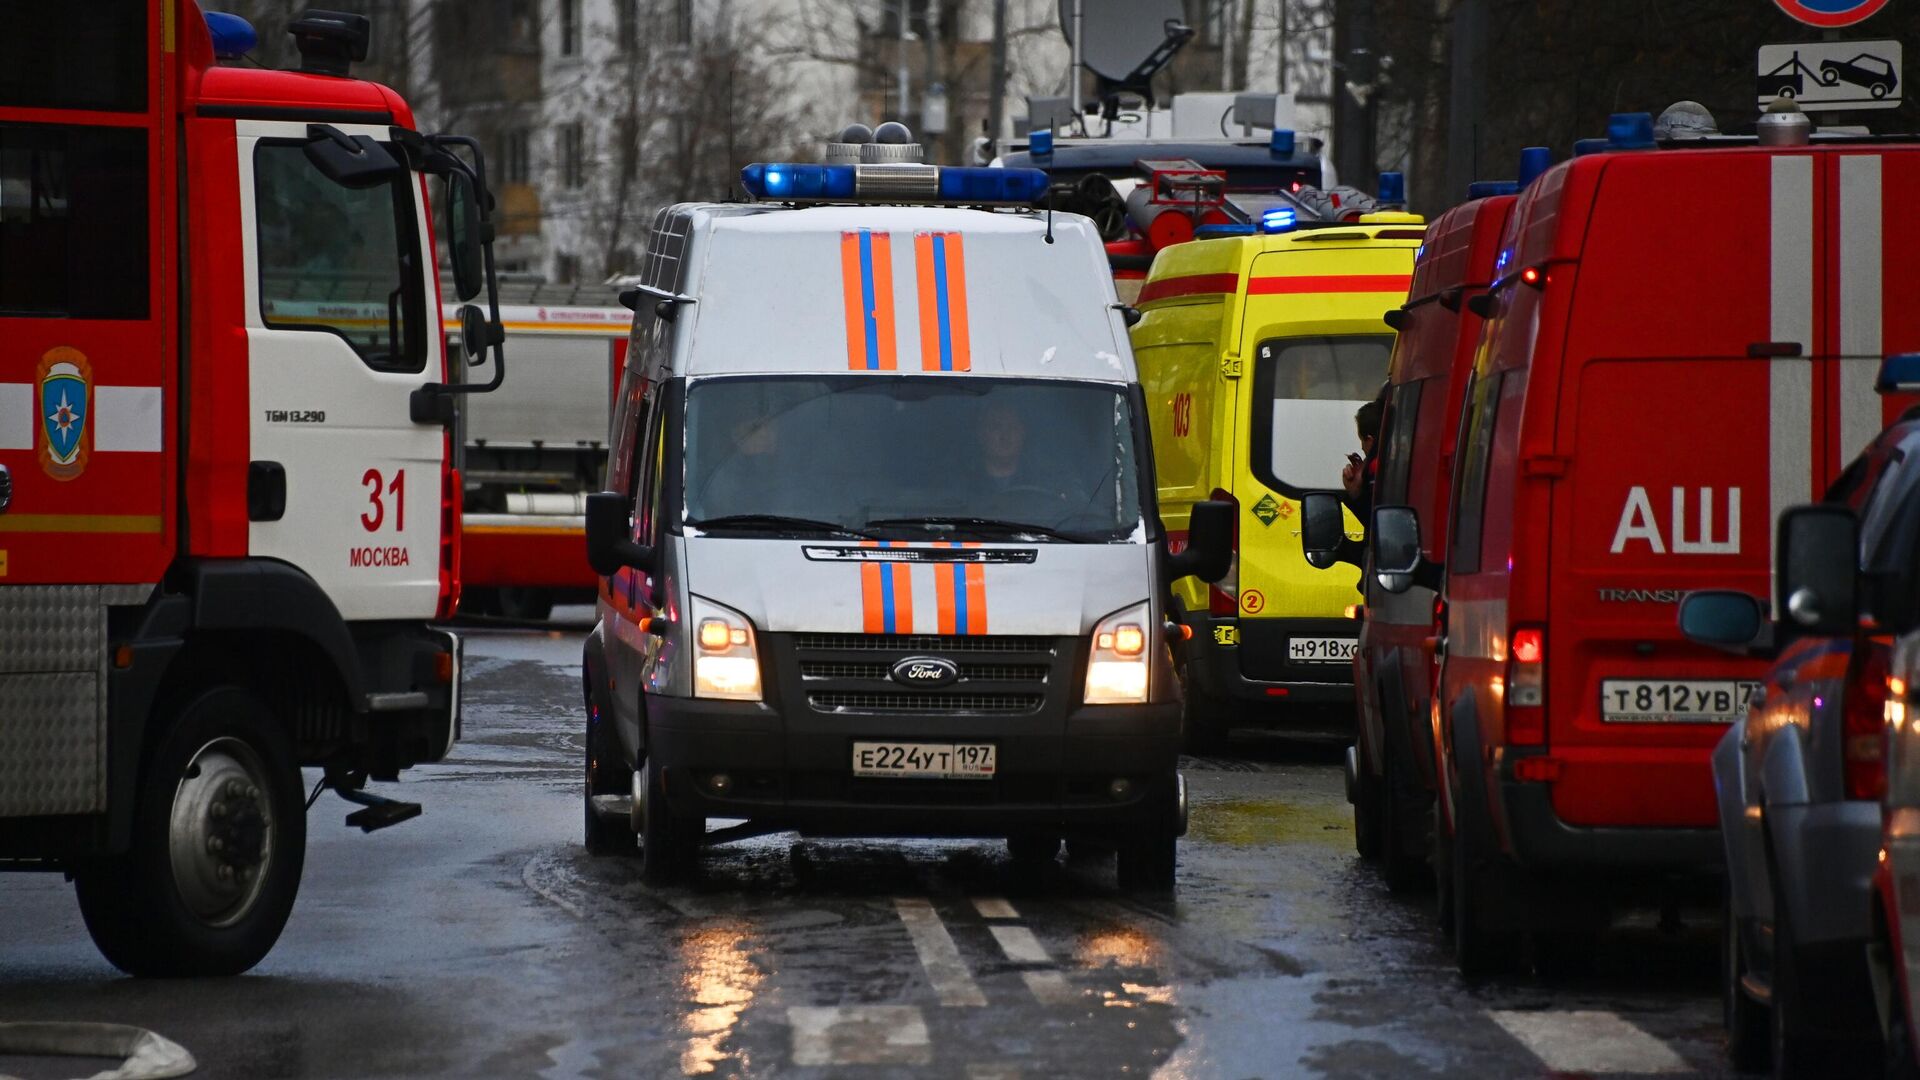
[
  {"x1": 1207, "y1": 488, "x2": 1240, "y2": 617},
  {"x1": 1845, "y1": 643, "x2": 1892, "y2": 800},
  {"x1": 1506, "y1": 625, "x2": 1546, "y2": 745}
]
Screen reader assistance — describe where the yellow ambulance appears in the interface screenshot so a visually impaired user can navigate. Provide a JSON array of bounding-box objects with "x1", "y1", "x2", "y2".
[{"x1": 1133, "y1": 211, "x2": 1423, "y2": 748}]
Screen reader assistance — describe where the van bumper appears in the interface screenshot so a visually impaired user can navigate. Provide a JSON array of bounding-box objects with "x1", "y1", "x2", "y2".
[
  {"x1": 644, "y1": 695, "x2": 1183, "y2": 837},
  {"x1": 1500, "y1": 777, "x2": 1722, "y2": 872},
  {"x1": 1178, "y1": 612, "x2": 1357, "y2": 711}
]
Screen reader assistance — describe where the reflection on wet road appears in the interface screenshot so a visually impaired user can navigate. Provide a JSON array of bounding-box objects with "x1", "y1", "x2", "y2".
[{"x1": 0, "y1": 623, "x2": 1743, "y2": 1078}]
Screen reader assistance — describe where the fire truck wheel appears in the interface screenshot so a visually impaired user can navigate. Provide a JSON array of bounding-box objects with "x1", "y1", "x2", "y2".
[
  {"x1": 639, "y1": 758, "x2": 699, "y2": 885},
  {"x1": 74, "y1": 686, "x2": 305, "y2": 977},
  {"x1": 583, "y1": 687, "x2": 636, "y2": 856},
  {"x1": 1378, "y1": 753, "x2": 1428, "y2": 894},
  {"x1": 496, "y1": 587, "x2": 553, "y2": 622},
  {"x1": 1350, "y1": 759, "x2": 1383, "y2": 859},
  {"x1": 1449, "y1": 800, "x2": 1522, "y2": 978}
]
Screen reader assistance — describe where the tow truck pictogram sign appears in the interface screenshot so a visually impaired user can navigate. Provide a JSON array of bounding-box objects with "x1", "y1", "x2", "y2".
[{"x1": 1758, "y1": 39, "x2": 1902, "y2": 110}]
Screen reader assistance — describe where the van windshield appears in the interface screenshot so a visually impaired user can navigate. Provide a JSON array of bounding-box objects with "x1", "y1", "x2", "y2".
[
  {"x1": 1251, "y1": 335, "x2": 1393, "y2": 493},
  {"x1": 684, "y1": 375, "x2": 1143, "y2": 542}
]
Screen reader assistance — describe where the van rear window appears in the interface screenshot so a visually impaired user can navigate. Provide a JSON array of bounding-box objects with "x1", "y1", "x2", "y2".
[{"x1": 1249, "y1": 335, "x2": 1392, "y2": 495}]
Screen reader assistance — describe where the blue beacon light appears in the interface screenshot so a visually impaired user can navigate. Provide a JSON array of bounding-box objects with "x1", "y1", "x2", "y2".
[
  {"x1": 1260, "y1": 207, "x2": 1298, "y2": 233},
  {"x1": 206, "y1": 12, "x2": 258, "y2": 58}
]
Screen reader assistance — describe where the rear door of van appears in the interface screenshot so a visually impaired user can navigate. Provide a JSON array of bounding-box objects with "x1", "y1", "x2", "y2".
[{"x1": 1543, "y1": 148, "x2": 1889, "y2": 830}]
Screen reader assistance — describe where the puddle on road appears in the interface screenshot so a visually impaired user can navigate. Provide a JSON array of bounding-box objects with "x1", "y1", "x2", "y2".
[
  {"x1": 1187, "y1": 798, "x2": 1351, "y2": 848},
  {"x1": 676, "y1": 922, "x2": 764, "y2": 1075}
]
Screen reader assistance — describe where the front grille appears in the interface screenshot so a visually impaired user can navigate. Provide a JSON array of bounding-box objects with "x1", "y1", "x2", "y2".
[
  {"x1": 786, "y1": 633, "x2": 1063, "y2": 717},
  {"x1": 809, "y1": 691, "x2": 1044, "y2": 714},
  {"x1": 800, "y1": 661, "x2": 1050, "y2": 683},
  {"x1": 794, "y1": 633, "x2": 1055, "y2": 654}
]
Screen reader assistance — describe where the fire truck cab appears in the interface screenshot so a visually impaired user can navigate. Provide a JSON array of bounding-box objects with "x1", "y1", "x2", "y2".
[{"x1": 0, "y1": 3, "x2": 503, "y2": 975}]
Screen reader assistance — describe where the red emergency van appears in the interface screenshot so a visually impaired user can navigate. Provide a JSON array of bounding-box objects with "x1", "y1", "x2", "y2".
[
  {"x1": 1347, "y1": 191, "x2": 1516, "y2": 889},
  {"x1": 1395, "y1": 113, "x2": 1920, "y2": 973}
]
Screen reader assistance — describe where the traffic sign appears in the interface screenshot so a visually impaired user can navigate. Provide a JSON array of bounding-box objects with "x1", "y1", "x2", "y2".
[
  {"x1": 1758, "y1": 39, "x2": 1902, "y2": 110},
  {"x1": 1772, "y1": 0, "x2": 1891, "y2": 28}
]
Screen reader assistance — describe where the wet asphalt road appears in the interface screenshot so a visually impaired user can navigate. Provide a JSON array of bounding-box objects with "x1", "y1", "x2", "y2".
[{"x1": 1, "y1": 619, "x2": 1747, "y2": 1079}]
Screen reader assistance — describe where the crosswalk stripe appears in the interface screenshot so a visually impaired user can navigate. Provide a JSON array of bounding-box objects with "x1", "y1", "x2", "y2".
[
  {"x1": 989, "y1": 925, "x2": 1052, "y2": 965},
  {"x1": 972, "y1": 897, "x2": 1020, "y2": 920},
  {"x1": 1020, "y1": 970, "x2": 1080, "y2": 1006},
  {"x1": 788, "y1": 1005, "x2": 931, "y2": 1066},
  {"x1": 895, "y1": 897, "x2": 988, "y2": 1007},
  {"x1": 1488, "y1": 1009, "x2": 1690, "y2": 1075}
]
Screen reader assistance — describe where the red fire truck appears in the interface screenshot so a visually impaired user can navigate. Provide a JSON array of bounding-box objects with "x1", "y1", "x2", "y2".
[{"x1": 0, "y1": 3, "x2": 506, "y2": 975}]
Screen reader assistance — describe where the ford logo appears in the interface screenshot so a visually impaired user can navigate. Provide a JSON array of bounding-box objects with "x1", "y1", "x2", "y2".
[{"x1": 890, "y1": 656, "x2": 959, "y2": 688}]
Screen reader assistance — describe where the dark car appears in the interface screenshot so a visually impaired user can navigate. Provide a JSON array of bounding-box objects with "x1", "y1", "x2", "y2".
[
  {"x1": 1684, "y1": 385, "x2": 1920, "y2": 1075},
  {"x1": 1820, "y1": 53, "x2": 1898, "y2": 99}
]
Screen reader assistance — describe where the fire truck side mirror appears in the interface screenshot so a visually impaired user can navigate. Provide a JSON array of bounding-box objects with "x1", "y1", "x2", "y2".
[
  {"x1": 585, "y1": 492, "x2": 655, "y2": 577},
  {"x1": 456, "y1": 304, "x2": 495, "y2": 364},
  {"x1": 446, "y1": 171, "x2": 485, "y2": 302},
  {"x1": 303, "y1": 124, "x2": 402, "y2": 189},
  {"x1": 1371, "y1": 505, "x2": 1425, "y2": 595}
]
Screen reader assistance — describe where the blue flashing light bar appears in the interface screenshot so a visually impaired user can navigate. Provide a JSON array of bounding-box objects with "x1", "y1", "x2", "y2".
[
  {"x1": 1517, "y1": 146, "x2": 1552, "y2": 186},
  {"x1": 206, "y1": 12, "x2": 258, "y2": 58},
  {"x1": 1260, "y1": 207, "x2": 1298, "y2": 233},
  {"x1": 1467, "y1": 180, "x2": 1519, "y2": 199},
  {"x1": 1606, "y1": 112, "x2": 1656, "y2": 150},
  {"x1": 938, "y1": 166, "x2": 1049, "y2": 203},
  {"x1": 1572, "y1": 137, "x2": 1609, "y2": 157},
  {"x1": 1029, "y1": 128, "x2": 1055, "y2": 161},
  {"x1": 740, "y1": 162, "x2": 1049, "y2": 205},
  {"x1": 1197, "y1": 224, "x2": 1257, "y2": 238},
  {"x1": 1876, "y1": 353, "x2": 1920, "y2": 394},
  {"x1": 1376, "y1": 171, "x2": 1406, "y2": 206},
  {"x1": 1269, "y1": 128, "x2": 1296, "y2": 158}
]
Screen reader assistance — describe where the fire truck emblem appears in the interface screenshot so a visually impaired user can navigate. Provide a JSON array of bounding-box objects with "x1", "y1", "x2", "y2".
[{"x1": 38, "y1": 347, "x2": 91, "y2": 481}]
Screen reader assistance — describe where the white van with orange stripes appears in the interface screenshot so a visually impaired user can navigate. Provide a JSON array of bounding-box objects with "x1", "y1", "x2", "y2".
[{"x1": 577, "y1": 141, "x2": 1232, "y2": 890}]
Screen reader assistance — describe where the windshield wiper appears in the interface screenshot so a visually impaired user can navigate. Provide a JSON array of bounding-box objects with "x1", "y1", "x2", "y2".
[
  {"x1": 686, "y1": 514, "x2": 878, "y2": 539},
  {"x1": 864, "y1": 516, "x2": 1106, "y2": 543}
]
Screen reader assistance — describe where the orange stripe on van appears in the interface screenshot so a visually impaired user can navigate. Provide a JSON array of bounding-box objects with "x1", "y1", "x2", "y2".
[
  {"x1": 861, "y1": 561, "x2": 886, "y2": 633},
  {"x1": 963, "y1": 563, "x2": 987, "y2": 634},
  {"x1": 941, "y1": 233, "x2": 971, "y2": 372},
  {"x1": 870, "y1": 233, "x2": 898, "y2": 371},
  {"x1": 840, "y1": 232, "x2": 867, "y2": 370},
  {"x1": 1247, "y1": 274, "x2": 1411, "y2": 295},
  {"x1": 915, "y1": 234, "x2": 942, "y2": 371},
  {"x1": 890, "y1": 562, "x2": 915, "y2": 634}
]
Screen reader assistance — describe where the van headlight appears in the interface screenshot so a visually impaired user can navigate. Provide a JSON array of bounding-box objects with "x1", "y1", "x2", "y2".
[
  {"x1": 692, "y1": 596, "x2": 762, "y2": 701},
  {"x1": 1085, "y1": 601, "x2": 1151, "y2": 705}
]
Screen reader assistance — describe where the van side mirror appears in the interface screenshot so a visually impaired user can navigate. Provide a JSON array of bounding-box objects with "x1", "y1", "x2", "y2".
[
  {"x1": 445, "y1": 170, "x2": 485, "y2": 302},
  {"x1": 1300, "y1": 492, "x2": 1347, "y2": 569},
  {"x1": 1372, "y1": 505, "x2": 1424, "y2": 594},
  {"x1": 1678, "y1": 590, "x2": 1768, "y2": 650},
  {"x1": 1466, "y1": 292, "x2": 1496, "y2": 319},
  {"x1": 1167, "y1": 499, "x2": 1233, "y2": 584},
  {"x1": 1777, "y1": 505, "x2": 1859, "y2": 636},
  {"x1": 585, "y1": 491, "x2": 655, "y2": 577},
  {"x1": 1382, "y1": 307, "x2": 1408, "y2": 331}
]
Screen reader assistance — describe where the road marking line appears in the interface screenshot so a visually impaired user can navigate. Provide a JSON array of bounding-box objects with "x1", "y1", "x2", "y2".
[
  {"x1": 989, "y1": 925, "x2": 1052, "y2": 965},
  {"x1": 895, "y1": 897, "x2": 988, "y2": 1006},
  {"x1": 1021, "y1": 970, "x2": 1080, "y2": 1006},
  {"x1": 972, "y1": 896, "x2": 1020, "y2": 919},
  {"x1": 1488, "y1": 1009, "x2": 1689, "y2": 1075},
  {"x1": 788, "y1": 1005, "x2": 930, "y2": 1067}
]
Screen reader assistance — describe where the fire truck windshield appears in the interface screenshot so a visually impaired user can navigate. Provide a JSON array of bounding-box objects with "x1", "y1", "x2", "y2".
[
  {"x1": 254, "y1": 140, "x2": 426, "y2": 373},
  {"x1": 684, "y1": 375, "x2": 1145, "y2": 542}
]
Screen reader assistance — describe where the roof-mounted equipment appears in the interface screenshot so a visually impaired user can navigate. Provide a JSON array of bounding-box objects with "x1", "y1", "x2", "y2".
[{"x1": 287, "y1": 9, "x2": 371, "y2": 78}]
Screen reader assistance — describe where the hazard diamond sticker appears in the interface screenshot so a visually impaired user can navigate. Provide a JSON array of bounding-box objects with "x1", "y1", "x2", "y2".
[{"x1": 1251, "y1": 493, "x2": 1282, "y2": 527}]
